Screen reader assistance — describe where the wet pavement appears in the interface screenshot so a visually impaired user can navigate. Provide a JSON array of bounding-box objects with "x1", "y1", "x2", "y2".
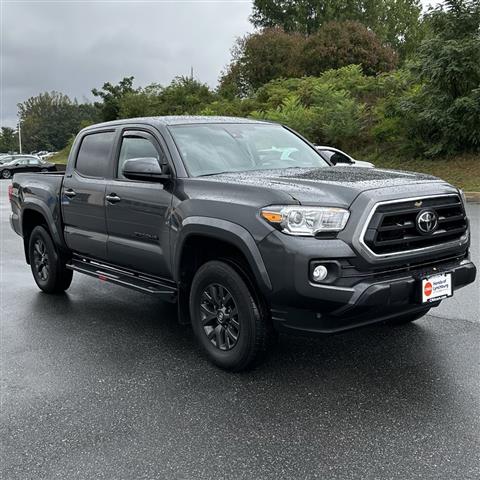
[{"x1": 1, "y1": 180, "x2": 479, "y2": 479}]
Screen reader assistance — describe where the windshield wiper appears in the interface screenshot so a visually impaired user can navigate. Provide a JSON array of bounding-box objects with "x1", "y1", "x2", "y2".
[{"x1": 197, "y1": 170, "x2": 238, "y2": 177}]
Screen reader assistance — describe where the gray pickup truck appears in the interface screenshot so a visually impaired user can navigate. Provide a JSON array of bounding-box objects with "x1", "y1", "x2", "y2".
[{"x1": 9, "y1": 116, "x2": 476, "y2": 371}]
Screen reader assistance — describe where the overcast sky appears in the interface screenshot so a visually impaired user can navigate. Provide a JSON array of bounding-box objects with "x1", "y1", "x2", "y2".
[{"x1": 1, "y1": 0, "x2": 439, "y2": 128}]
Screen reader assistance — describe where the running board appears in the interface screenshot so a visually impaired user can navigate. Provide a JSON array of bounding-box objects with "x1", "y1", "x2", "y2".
[{"x1": 66, "y1": 257, "x2": 177, "y2": 301}]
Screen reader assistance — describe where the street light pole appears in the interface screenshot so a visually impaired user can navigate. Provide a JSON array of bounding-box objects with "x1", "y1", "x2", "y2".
[{"x1": 18, "y1": 116, "x2": 22, "y2": 154}]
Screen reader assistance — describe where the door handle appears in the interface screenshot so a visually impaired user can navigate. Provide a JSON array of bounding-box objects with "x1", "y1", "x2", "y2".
[
  {"x1": 64, "y1": 189, "x2": 76, "y2": 198},
  {"x1": 106, "y1": 193, "x2": 121, "y2": 204}
]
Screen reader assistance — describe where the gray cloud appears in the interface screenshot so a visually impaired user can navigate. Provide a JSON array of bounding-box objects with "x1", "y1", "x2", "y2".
[
  {"x1": 1, "y1": 0, "x2": 439, "y2": 128},
  {"x1": 1, "y1": 0, "x2": 253, "y2": 126}
]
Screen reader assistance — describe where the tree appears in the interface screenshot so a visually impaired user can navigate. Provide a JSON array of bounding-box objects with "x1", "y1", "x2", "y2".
[
  {"x1": 92, "y1": 76, "x2": 136, "y2": 121},
  {"x1": 118, "y1": 77, "x2": 216, "y2": 118},
  {"x1": 155, "y1": 77, "x2": 216, "y2": 115},
  {"x1": 18, "y1": 92, "x2": 98, "y2": 152},
  {"x1": 250, "y1": 0, "x2": 423, "y2": 58},
  {"x1": 219, "y1": 28, "x2": 305, "y2": 97},
  {"x1": 0, "y1": 127, "x2": 18, "y2": 152},
  {"x1": 302, "y1": 21, "x2": 398, "y2": 76},
  {"x1": 397, "y1": 0, "x2": 480, "y2": 155}
]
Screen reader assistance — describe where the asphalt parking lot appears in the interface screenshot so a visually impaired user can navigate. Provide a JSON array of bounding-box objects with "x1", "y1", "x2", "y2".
[{"x1": 1, "y1": 180, "x2": 479, "y2": 480}]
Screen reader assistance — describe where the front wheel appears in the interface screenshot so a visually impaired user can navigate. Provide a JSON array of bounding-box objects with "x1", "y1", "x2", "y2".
[
  {"x1": 1, "y1": 169, "x2": 11, "y2": 179},
  {"x1": 189, "y1": 260, "x2": 269, "y2": 371},
  {"x1": 29, "y1": 225, "x2": 73, "y2": 293}
]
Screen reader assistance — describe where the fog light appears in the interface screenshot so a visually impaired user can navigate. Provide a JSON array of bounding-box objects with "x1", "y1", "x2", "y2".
[{"x1": 312, "y1": 264, "x2": 328, "y2": 282}]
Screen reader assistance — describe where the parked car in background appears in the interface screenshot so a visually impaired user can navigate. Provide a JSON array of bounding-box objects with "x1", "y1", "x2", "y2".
[
  {"x1": 34, "y1": 150, "x2": 50, "y2": 158},
  {"x1": 41, "y1": 152, "x2": 58, "y2": 160},
  {"x1": 0, "y1": 155, "x2": 56, "y2": 179},
  {"x1": 315, "y1": 146, "x2": 374, "y2": 168}
]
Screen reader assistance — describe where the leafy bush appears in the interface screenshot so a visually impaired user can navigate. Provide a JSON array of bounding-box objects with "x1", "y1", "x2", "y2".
[
  {"x1": 302, "y1": 21, "x2": 398, "y2": 76},
  {"x1": 251, "y1": 73, "x2": 367, "y2": 147},
  {"x1": 219, "y1": 28, "x2": 305, "y2": 97}
]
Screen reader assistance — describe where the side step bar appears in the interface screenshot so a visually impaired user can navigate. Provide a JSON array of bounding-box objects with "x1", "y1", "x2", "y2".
[{"x1": 66, "y1": 256, "x2": 177, "y2": 302}]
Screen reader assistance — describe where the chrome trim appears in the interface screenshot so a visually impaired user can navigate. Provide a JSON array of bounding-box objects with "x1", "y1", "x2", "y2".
[{"x1": 359, "y1": 194, "x2": 467, "y2": 258}]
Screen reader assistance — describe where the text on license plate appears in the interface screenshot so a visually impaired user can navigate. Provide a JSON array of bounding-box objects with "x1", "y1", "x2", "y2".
[{"x1": 421, "y1": 273, "x2": 452, "y2": 303}]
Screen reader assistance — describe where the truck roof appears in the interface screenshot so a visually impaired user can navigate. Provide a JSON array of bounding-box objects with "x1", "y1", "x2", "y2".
[{"x1": 83, "y1": 116, "x2": 272, "y2": 131}]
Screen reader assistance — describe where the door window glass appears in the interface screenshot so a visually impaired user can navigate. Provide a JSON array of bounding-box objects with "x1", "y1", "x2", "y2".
[
  {"x1": 117, "y1": 136, "x2": 160, "y2": 179},
  {"x1": 76, "y1": 131, "x2": 115, "y2": 178}
]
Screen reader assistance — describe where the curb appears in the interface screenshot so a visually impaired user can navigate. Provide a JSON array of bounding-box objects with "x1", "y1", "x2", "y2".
[{"x1": 465, "y1": 192, "x2": 480, "y2": 202}]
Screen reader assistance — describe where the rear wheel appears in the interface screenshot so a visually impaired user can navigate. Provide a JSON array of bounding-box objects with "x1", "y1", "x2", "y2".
[
  {"x1": 29, "y1": 225, "x2": 73, "y2": 293},
  {"x1": 41, "y1": 168, "x2": 48, "y2": 172},
  {"x1": 189, "y1": 260, "x2": 269, "y2": 371},
  {"x1": 388, "y1": 308, "x2": 431, "y2": 326},
  {"x1": 1, "y1": 169, "x2": 11, "y2": 179}
]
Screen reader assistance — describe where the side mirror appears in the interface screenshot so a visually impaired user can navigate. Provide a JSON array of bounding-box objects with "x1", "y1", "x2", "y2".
[
  {"x1": 331, "y1": 154, "x2": 352, "y2": 166},
  {"x1": 122, "y1": 157, "x2": 170, "y2": 182}
]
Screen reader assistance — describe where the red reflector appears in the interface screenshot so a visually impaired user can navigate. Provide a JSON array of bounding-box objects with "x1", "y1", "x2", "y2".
[
  {"x1": 98, "y1": 274, "x2": 107, "y2": 281},
  {"x1": 7, "y1": 184, "x2": 13, "y2": 202}
]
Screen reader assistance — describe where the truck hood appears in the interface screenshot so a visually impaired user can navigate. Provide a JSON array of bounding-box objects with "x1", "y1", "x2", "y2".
[{"x1": 202, "y1": 167, "x2": 445, "y2": 206}]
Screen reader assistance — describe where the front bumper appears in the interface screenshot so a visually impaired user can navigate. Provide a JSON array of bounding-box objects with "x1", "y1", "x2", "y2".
[
  {"x1": 258, "y1": 231, "x2": 476, "y2": 334},
  {"x1": 270, "y1": 259, "x2": 476, "y2": 334}
]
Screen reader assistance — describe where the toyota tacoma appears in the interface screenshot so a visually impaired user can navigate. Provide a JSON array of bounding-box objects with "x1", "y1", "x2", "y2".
[{"x1": 9, "y1": 117, "x2": 476, "y2": 370}]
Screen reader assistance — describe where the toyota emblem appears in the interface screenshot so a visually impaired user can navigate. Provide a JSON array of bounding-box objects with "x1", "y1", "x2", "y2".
[{"x1": 416, "y1": 210, "x2": 438, "y2": 234}]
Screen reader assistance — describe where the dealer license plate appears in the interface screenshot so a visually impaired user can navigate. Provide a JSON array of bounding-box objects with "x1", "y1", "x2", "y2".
[{"x1": 421, "y1": 273, "x2": 453, "y2": 303}]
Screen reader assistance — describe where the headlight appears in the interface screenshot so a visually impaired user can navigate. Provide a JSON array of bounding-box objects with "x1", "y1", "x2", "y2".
[{"x1": 260, "y1": 205, "x2": 350, "y2": 236}]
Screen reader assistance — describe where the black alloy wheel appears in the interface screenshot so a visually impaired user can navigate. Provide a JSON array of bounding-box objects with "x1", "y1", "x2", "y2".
[
  {"x1": 200, "y1": 283, "x2": 240, "y2": 351},
  {"x1": 32, "y1": 237, "x2": 50, "y2": 282},
  {"x1": 189, "y1": 260, "x2": 270, "y2": 371}
]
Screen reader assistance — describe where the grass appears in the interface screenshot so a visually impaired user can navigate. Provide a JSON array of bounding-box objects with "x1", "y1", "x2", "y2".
[
  {"x1": 50, "y1": 147, "x2": 69, "y2": 165},
  {"x1": 355, "y1": 152, "x2": 480, "y2": 191}
]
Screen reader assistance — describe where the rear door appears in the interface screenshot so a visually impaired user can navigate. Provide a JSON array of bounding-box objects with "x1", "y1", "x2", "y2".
[
  {"x1": 61, "y1": 129, "x2": 116, "y2": 260},
  {"x1": 105, "y1": 128, "x2": 173, "y2": 278}
]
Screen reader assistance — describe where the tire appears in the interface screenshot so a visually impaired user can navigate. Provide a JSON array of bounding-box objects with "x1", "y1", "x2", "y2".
[
  {"x1": 1, "y1": 169, "x2": 11, "y2": 179},
  {"x1": 388, "y1": 308, "x2": 431, "y2": 326},
  {"x1": 29, "y1": 225, "x2": 73, "y2": 293},
  {"x1": 189, "y1": 260, "x2": 269, "y2": 371},
  {"x1": 41, "y1": 168, "x2": 48, "y2": 172}
]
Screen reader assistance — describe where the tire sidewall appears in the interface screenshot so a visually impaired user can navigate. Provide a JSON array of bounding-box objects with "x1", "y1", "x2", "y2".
[
  {"x1": 190, "y1": 261, "x2": 258, "y2": 370},
  {"x1": 2, "y1": 170, "x2": 11, "y2": 179}
]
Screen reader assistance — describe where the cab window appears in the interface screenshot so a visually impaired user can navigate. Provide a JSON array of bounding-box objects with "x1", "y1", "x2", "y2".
[{"x1": 76, "y1": 131, "x2": 115, "y2": 178}]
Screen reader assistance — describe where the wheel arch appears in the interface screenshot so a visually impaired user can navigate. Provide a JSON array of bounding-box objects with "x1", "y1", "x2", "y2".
[
  {"x1": 21, "y1": 203, "x2": 64, "y2": 264},
  {"x1": 174, "y1": 218, "x2": 272, "y2": 324},
  {"x1": 174, "y1": 217, "x2": 272, "y2": 292}
]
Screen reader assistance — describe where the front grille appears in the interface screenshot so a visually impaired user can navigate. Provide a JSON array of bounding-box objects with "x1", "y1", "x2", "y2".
[{"x1": 363, "y1": 195, "x2": 467, "y2": 255}]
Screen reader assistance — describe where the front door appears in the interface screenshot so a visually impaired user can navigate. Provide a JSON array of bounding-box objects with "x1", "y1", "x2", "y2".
[
  {"x1": 61, "y1": 130, "x2": 116, "y2": 260},
  {"x1": 105, "y1": 129, "x2": 173, "y2": 279}
]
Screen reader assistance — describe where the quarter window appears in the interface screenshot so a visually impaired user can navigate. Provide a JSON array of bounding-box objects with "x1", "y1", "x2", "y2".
[{"x1": 76, "y1": 131, "x2": 115, "y2": 178}]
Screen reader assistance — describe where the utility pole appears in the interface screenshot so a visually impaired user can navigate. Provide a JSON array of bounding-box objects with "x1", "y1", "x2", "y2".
[{"x1": 18, "y1": 115, "x2": 22, "y2": 154}]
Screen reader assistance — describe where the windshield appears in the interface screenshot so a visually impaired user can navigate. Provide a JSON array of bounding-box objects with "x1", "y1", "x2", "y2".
[{"x1": 169, "y1": 123, "x2": 329, "y2": 177}]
